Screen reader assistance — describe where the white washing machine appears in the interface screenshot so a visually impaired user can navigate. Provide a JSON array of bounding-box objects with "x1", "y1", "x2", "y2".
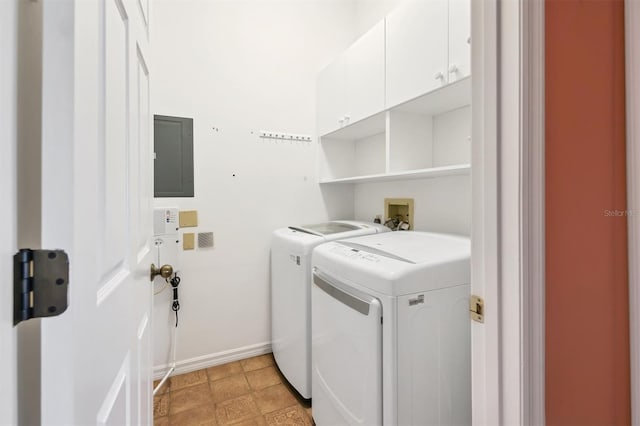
[
  {"x1": 271, "y1": 221, "x2": 389, "y2": 399},
  {"x1": 311, "y1": 231, "x2": 471, "y2": 426}
]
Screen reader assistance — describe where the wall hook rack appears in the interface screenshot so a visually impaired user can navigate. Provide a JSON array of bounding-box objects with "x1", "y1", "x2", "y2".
[{"x1": 258, "y1": 130, "x2": 312, "y2": 143}]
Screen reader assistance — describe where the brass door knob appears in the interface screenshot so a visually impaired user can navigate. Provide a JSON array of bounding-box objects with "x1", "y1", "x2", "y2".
[{"x1": 150, "y1": 263, "x2": 174, "y2": 281}]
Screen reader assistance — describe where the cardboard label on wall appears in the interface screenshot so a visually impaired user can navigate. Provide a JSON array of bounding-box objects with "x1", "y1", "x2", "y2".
[
  {"x1": 179, "y1": 210, "x2": 198, "y2": 228},
  {"x1": 183, "y1": 233, "x2": 195, "y2": 250}
]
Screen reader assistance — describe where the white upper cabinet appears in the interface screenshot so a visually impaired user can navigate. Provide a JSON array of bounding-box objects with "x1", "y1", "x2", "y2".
[
  {"x1": 346, "y1": 20, "x2": 386, "y2": 128},
  {"x1": 385, "y1": 0, "x2": 470, "y2": 108},
  {"x1": 448, "y1": 0, "x2": 471, "y2": 81},
  {"x1": 316, "y1": 0, "x2": 472, "y2": 184},
  {"x1": 317, "y1": 53, "x2": 347, "y2": 137},
  {"x1": 317, "y1": 21, "x2": 385, "y2": 137},
  {"x1": 386, "y1": 0, "x2": 449, "y2": 108}
]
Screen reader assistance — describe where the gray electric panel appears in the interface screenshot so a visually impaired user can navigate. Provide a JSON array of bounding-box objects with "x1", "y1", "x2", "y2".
[{"x1": 154, "y1": 115, "x2": 194, "y2": 197}]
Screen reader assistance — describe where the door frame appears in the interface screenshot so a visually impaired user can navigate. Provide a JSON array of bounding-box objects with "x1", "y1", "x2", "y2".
[
  {"x1": 1, "y1": 0, "x2": 548, "y2": 423},
  {"x1": 626, "y1": 0, "x2": 640, "y2": 423},
  {"x1": 522, "y1": 0, "x2": 546, "y2": 423},
  {"x1": 0, "y1": 0, "x2": 18, "y2": 424},
  {"x1": 471, "y1": 0, "x2": 545, "y2": 423}
]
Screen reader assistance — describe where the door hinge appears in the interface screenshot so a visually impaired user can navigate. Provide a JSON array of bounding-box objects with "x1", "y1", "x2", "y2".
[
  {"x1": 13, "y1": 249, "x2": 69, "y2": 326},
  {"x1": 469, "y1": 295, "x2": 484, "y2": 323}
]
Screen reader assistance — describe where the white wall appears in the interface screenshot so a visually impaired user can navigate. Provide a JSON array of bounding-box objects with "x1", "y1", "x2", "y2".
[
  {"x1": 353, "y1": 0, "x2": 404, "y2": 37},
  {"x1": 354, "y1": 175, "x2": 471, "y2": 235},
  {"x1": 152, "y1": 0, "x2": 357, "y2": 373}
]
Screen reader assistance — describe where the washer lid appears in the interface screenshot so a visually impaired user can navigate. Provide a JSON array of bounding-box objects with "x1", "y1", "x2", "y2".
[
  {"x1": 338, "y1": 231, "x2": 470, "y2": 265},
  {"x1": 289, "y1": 222, "x2": 362, "y2": 236}
]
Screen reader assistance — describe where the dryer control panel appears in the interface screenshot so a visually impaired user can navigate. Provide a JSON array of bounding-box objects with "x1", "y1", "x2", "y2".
[
  {"x1": 329, "y1": 244, "x2": 381, "y2": 262},
  {"x1": 329, "y1": 242, "x2": 413, "y2": 264}
]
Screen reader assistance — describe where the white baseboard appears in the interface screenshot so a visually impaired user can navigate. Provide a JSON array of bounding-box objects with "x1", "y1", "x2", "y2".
[{"x1": 153, "y1": 341, "x2": 272, "y2": 380}]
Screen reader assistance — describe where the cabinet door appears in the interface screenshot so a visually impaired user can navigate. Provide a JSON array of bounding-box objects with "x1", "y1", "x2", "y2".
[
  {"x1": 386, "y1": 0, "x2": 448, "y2": 108},
  {"x1": 317, "y1": 53, "x2": 347, "y2": 136},
  {"x1": 345, "y1": 20, "x2": 386, "y2": 126},
  {"x1": 448, "y1": 0, "x2": 471, "y2": 81}
]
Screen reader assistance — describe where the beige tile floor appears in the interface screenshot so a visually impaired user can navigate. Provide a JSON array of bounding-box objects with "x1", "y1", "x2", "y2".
[{"x1": 153, "y1": 353, "x2": 313, "y2": 426}]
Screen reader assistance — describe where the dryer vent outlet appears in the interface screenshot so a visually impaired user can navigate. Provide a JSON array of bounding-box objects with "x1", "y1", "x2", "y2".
[{"x1": 198, "y1": 232, "x2": 214, "y2": 249}]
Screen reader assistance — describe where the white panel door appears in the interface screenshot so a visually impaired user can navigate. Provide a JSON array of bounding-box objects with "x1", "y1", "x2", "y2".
[
  {"x1": 385, "y1": 0, "x2": 448, "y2": 108},
  {"x1": 0, "y1": 0, "x2": 18, "y2": 424},
  {"x1": 448, "y1": 0, "x2": 471, "y2": 81},
  {"x1": 317, "y1": 53, "x2": 347, "y2": 136},
  {"x1": 345, "y1": 20, "x2": 386, "y2": 126},
  {"x1": 38, "y1": 0, "x2": 154, "y2": 424}
]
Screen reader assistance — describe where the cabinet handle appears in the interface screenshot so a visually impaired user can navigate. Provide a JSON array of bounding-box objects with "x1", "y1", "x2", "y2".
[
  {"x1": 434, "y1": 71, "x2": 445, "y2": 80},
  {"x1": 467, "y1": 36, "x2": 471, "y2": 44},
  {"x1": 344, "y1": 115, "x2": 350, "y2": 124},
  {"x1": 448, "y1": 64, "x2": 458, "y2": 74}
]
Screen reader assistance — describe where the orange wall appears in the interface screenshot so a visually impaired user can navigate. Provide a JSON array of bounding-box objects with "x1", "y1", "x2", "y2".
[{"x1": 545, "y1": 0, "x2": 630, "y2": 424}]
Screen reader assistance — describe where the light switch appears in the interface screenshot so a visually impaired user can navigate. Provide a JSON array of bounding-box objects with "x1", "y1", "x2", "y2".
[
  {"x1": 183, "y1": 233, "x2": 195, "y2": 250},
  {"x1": 179, "y1": 210, "x2": 198, "y2": 227}
]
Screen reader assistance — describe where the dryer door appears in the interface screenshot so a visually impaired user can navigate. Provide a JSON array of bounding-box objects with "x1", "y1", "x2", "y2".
[{"x1": 311, "y1": 270, "x2": 382, "y2": 426}]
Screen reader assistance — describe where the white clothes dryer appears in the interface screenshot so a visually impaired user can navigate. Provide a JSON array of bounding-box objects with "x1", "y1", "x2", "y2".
[
  {"x1": 311, "y1": 231, "x2": 471, "y2": 425},
  {"x1": 271, "y1": 221, "x2": 388, "y2": 399}
]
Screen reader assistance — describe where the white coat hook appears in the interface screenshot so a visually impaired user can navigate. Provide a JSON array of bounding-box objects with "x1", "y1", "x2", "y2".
[{"x1": 258, "y1": 130, "x2": 312, "y2": 143}]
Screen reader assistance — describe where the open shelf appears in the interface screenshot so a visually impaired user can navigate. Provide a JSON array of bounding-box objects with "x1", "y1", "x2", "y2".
[
  {"x1": 393, "y1": 76, "x2": 471, "y2": 115},
  {"x1": 318, "y1": 77, "x2": 472, "y2": 185},
  {"x1": 319, "y1": 131, "x2": 386, "y2": 180},
  {"x1": 319, "y1": 164, "x2": 470, "y2": 184},
  {"x1": 388, "y1": 103, "x2": 471, "y2": 174}
]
